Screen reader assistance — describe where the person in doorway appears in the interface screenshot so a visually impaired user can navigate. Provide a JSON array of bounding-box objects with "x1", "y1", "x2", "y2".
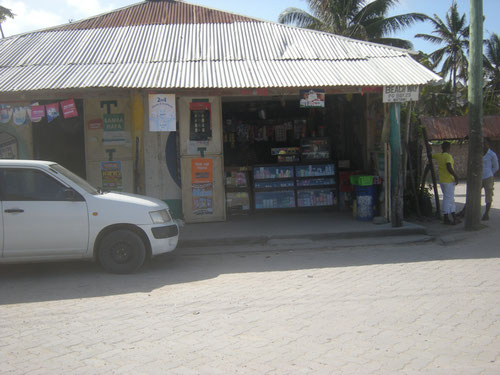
[
  {"x1": 457, "y1": 139, "x2": 499, "y2": 220},
  {"x1": 432, "y1": 141, "x2": 461, "y2": 225}
]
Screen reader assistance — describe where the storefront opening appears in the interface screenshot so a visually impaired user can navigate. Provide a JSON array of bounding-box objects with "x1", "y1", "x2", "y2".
[
  {"x1": 32, "y1": 99, "x2": 86, "y2": 178},
  {"x1": 221, "y1": 94, "x2": 368, "y2": 215}
]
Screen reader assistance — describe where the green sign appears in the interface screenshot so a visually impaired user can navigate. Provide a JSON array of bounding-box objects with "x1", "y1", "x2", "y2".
[{"x1": 103, "y1": 113, "x2": 125, "y2": 131}]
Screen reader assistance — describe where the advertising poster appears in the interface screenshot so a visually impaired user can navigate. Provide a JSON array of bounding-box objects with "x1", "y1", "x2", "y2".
[
  {"x1": 12, "y1": 107, "x2": 27, "y2": 126},
  {"x1": 149, "y1": 94, "x2": 176, "y2": 132},
  {"x1": 30, "y1": 105, "x2": 45, "y2": 122},
  {"x1": 191, "y1": 158, "x2": 213, "y2": 215},
  {"x1": 100, "y1": 161, "x2": 123, "y2": 191},
  {"x1": 0, "y1": 105, "x2": 12, "y2": 123},
  {"x1": 46, "y1": 103, "x2": 60, "y2": 123},
  {"x1": 0, "y1": 133, "x2": 18, "y2": 159},
  {"x1": 299, "y1": 89, "x2": 325, "y2": 108},
  {"x1": 61, "y1": 99, "x2": 78, "y2": 119}
]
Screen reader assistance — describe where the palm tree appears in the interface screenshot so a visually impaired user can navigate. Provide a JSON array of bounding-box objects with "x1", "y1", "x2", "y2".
[
  {"x1": 483, "y1": 33, "x2": 500, "y2": 114},
  {"x1": 0, "y1": 5, "x2": 15, "y2": 38},
  {"x1": 278, "y1": 0, "x2": 427, "y2": 49},
  {"x1": 415, "y1": 1, "x2": 469, "y2": 114}
]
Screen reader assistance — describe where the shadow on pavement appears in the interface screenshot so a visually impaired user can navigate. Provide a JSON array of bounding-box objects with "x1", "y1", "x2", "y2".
[{"x1": 0, "y1": 207, "x2": 499, "y2": 306}]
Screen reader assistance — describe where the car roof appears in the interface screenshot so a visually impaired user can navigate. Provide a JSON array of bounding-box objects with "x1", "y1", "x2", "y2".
[{"x1": 0, "y1": 160, "x2": 56, "y2": 167}]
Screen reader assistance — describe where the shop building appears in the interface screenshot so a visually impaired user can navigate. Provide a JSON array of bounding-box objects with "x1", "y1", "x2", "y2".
[{"x1": 0, "y1": 0, "x2": 440, "y2": 223}]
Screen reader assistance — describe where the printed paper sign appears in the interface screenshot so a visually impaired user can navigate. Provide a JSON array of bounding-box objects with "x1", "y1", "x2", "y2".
[
  {"x1": 61, "y1": 99, "x2": 78, "y2": 119},
  {"x1": 12, "y1": 107, "x2": 27, "y2": 126},
  {"x1": 192, "y1": 158, "x2": 214, "y2": 215},
  {"x1": 30, "y1": 105, "x2": 45, "y2": 122},
  {"x1": 191, "y1": 158, "x2": 213, "y2": 184},
  {"x1": 46, "y1": 103, "x2": 60, "y2": 123},
  {"x1": 100, "y1": 161, "x2": 123, "y2": 191},
  {"x1": 300, "y1": 89, "x2": 325, "y2": 108},
  {"x1": 88, "y1": 118, "x2": 103, "y2": 130},
  {"x1": 149, "y1": 94, "x2": 176, "y2": 132},
  {"x1": 0, "y1": 105, "x2": 12, "y2": 124}
]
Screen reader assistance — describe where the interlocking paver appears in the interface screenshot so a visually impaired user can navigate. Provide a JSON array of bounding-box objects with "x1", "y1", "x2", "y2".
[{"x1": 1, "y1": 188, "x2": 500, "y2": 374}]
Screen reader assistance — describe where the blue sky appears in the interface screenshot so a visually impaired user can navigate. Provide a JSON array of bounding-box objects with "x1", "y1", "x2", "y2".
[{"x1": 2, "y1": 0, "x2": 499, "y2": 54}]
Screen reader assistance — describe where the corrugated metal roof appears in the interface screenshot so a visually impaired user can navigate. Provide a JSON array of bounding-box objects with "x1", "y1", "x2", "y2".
[
  {"x1": 0, "y1": 1, "x2": 441, "y2": 92},
  {"x1": 422, "y1": 116, "x2": 500, "y2": 140},
  {"x1": 51, "y1": 0, "x2": 258, "y2": 30}
]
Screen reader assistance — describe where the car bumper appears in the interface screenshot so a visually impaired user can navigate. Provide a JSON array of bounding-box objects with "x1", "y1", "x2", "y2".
[{"x1": 140, "y1": 223, "x2": 179, "y2": 256}]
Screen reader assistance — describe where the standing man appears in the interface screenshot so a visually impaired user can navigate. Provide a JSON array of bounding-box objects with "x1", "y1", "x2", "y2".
[
  {"x1": 481, "y1": 139, "x2": 499, "y2": 220},
  {"x1": 432, "y1": 142, "x2": 461, "y2": 225}
]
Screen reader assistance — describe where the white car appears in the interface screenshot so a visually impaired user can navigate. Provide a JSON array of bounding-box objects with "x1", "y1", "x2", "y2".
[{"x1": 0, "y1": 160, "x2": 179, "y2": 273}]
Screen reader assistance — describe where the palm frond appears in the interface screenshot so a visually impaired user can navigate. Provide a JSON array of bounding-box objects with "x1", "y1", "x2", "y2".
[{"x1": 278, "y1": 7, "x2": 323, "y2": 29}]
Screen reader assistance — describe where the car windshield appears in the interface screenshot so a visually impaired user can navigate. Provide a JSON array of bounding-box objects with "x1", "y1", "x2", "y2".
[{"x1": 49, "y1": 163, "x2": 100, "y2": 195}]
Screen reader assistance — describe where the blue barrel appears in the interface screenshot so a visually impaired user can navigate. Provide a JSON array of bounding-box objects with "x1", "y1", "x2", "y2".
[{"x1": 354, "y1": 185, "x2": 376, "y2": 221}]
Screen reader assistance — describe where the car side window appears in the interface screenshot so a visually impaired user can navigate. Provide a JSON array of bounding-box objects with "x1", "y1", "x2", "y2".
[{"x1": 0, "y1": 168, "x2": 68, "y2": 201}]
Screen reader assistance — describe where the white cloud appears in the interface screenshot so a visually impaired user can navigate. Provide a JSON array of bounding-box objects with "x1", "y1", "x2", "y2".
[
  {"x1": 2, "y1": 1, "x2": 66, "y2": 36},
  {"x1": 65, "y1": 0, "x2": 114, "y2": 18}
]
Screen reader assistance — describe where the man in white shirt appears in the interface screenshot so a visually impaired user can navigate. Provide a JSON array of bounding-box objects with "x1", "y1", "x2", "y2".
[{"x1": 481, "y1": 139, "x2": 499, "y2": 220}]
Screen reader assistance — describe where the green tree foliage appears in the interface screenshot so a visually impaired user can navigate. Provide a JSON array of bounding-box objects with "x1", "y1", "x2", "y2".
[
  {"x1": 415, "y1": 1, "x2": 469, "y2": 114},
  {"x1": 483, "y1": 33, "x2": 500, "y2": 115},
  {"x1": 0, "y1": 5, "x2": 15, "y2": 38},
  {"x1": 278, "y1": 0, "x2": 427, "y2": 49}
]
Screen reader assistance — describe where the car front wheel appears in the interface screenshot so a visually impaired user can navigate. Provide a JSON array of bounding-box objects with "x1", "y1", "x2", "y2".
[{"x1": 98, "y1": 229, "x2": 146, "y2": 274}]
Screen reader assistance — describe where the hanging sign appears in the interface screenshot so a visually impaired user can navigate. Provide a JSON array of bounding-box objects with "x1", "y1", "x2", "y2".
[
  {"x1": 300, "y1": 89, "x2": 325, "y2": 108},
  {"x1": 191, "y1": 158, "x2": 213, "y2": 215},
  {"x1": 61, "y1": 99, "x2": 78, "y2": 119},
  {"x1": 149, "y1": 94, "x2": 176, "y2": 132},
  {"x1": 383, "y1": 85, "x2": 419, "y2": 103},
  {"x1": 100, "y1": 161, "x2": 123, "y2": 191},
  {"x1": 46, "y1": 103, "x2": 60, "y2": 123},
  {"x1": 0, "y1": 105, "x2": 12, "y2": 124},
  {"x1": 30, "y1": 105, "x2": 45, "y2": 122},
  {"x1": 12, "y1": 107, "x2": 27, "y2": 126},
  {"x1": 103, "y1": 113, "x2": 125, "y2": 131}
]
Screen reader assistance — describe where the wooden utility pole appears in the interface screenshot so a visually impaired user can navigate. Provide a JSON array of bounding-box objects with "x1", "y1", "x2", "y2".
[
  {"x1": 465, "y1": 0, "x2": 483, "y2": 230},
  {"x1": 390, "y1": 103, "x2": 403, "y2": 227}
]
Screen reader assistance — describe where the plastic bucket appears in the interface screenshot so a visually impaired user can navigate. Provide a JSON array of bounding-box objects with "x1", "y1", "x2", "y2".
[{"x1": 354, "y1": 185, "x2": 376, "y2": 221}]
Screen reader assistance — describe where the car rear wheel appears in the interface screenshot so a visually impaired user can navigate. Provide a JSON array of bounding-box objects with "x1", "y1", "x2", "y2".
[{"x1": 98, "y1": 229, "x2": 146, "y2": 274}]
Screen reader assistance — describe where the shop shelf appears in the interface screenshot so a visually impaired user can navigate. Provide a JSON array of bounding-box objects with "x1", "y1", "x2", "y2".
[
  {"x1": 254, "y1": 190, "x2": 296, "y2": 209},
  {"x1": 255, "y1": 180, "x2": 295, "y2": 189},
  {"x1": 253, "y1": 165, "x2": 294, "y2": 180},
  {"x1": 296, "y1": 177, "x2": 335, "y2": 187},
  {"x1": 295, "y1": 164, "x2": 335, "y2": 178},
  {"x1": 297, "y1": 189, "x2": 336, "y2": 207}
]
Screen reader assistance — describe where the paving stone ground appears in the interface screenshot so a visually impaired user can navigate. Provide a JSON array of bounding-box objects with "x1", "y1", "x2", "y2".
[{"x1": 1, "y1": 182, "x2": 499, "y2": 374}]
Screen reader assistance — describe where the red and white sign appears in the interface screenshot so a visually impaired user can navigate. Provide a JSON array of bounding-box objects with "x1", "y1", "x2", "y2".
[
  {"x1": 61, "y1": 99, "x2": 78, "y2": 119},
  {"x1": 88, "y1": 118, "x2": 103, "y2": 130},
  {"x1": 30, "y1": 105, "x2": 45, "y2": 122}
]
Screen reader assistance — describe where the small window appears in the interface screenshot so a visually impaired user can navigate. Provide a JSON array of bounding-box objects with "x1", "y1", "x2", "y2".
[{"x1": 0, "y1": 168, "x2": 68, "y2": 201}]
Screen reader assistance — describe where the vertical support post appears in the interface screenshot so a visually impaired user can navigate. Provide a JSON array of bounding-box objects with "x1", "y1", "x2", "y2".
[
  {"x1": 390, "y1": 103, "x2": 403, "y2": 227},
  {"x1": 465, "y1": 0, "x2": 484, "y2": 230}
]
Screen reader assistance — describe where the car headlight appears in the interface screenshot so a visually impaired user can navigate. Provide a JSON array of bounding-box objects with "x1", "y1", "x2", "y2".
[{"x1": 150, "y1": 209, "x2": 172, "y2": 224}]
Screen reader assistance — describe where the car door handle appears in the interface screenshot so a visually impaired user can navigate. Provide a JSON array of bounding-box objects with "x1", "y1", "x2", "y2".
[{"x1": 5, "y1": 208, "x2": 24, "y2": 213}]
